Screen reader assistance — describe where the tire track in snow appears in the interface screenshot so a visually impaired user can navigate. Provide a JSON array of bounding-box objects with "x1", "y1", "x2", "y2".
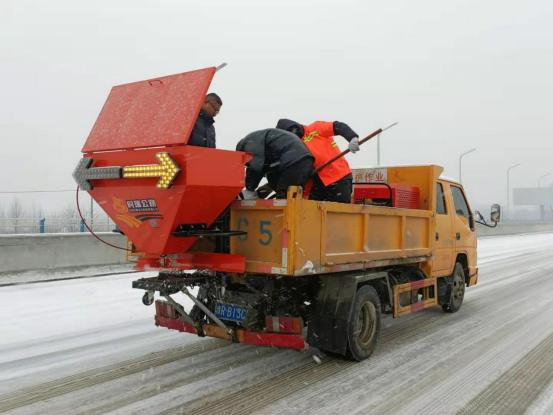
[
  {"x1": 170, "y1": 359, "x2": 353, "y2": 415},
  {"x1": 77, "y1": 346, "x2": 281, "y2": 415},
  {"x1": 0, "y1": 339, "x2": 227, "y2": 413},
  {"x1": 458, "y1": 332, "x2": 553, "y2": 415}
]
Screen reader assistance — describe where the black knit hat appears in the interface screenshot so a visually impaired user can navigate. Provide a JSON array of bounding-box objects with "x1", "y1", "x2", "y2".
[{"x1": 276, "y1": 118, "x2": 301, "y2": 131}]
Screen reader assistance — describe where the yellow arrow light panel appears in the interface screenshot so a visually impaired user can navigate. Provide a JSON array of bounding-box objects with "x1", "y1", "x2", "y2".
[{"x1": 123, "y1": 152, "x2": 180, "y2": 189}]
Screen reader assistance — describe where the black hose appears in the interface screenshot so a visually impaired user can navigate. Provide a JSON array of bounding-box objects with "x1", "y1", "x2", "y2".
[{"x1": 76, "y1": 185, "x2": 131, "y2": 251}]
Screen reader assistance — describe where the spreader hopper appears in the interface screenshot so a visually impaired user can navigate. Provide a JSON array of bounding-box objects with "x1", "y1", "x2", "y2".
[{"x1": 73, "y1": 67, "x2": 249, "y2": 266}]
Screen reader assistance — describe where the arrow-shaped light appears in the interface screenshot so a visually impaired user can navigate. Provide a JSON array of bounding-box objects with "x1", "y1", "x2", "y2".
[
  {"x1": 122, "y1": 152, "x2": 180, "y2": 189},
  {"x1": 72, "y1": 152, "x2": 180, "y2": 190},
  {"x1": 72, "y1": 158, "x2": 122, "y2": 191}
]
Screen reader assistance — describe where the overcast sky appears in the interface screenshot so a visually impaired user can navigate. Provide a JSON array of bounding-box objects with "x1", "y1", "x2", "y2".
[{"x1": 1, "y1": 0, "x2": 552, "y2": 214}]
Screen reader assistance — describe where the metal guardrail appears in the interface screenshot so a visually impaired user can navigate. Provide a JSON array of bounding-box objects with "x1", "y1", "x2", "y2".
[{"x1": 0, "y1": 217, "x2": 113, "y2": 234}]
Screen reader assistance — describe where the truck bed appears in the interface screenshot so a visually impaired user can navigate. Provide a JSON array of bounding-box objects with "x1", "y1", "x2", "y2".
[{"x1": 230, "y1": 189, "x2": 433, "y2": 276}]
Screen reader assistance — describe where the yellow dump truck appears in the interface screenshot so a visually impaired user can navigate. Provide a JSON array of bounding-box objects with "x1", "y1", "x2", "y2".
[
  {"x1": 134, "y1": 164, "x2": 499, "y2": 361},
  {"x1": 76, "y1": 67, "x2": 499, "y2": 361}
]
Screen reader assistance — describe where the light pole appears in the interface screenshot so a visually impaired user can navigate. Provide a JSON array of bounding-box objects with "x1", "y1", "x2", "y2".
[
  {"x1": 507, "y1": 163, "x2": 521, "y2": 220},
  {"x1": 90, "y1": 195, "x2": 94, "y2": 231},
  {"x1": 459, "y1": 148, "x2": 476, "y2": 184},
  {"x1": 376, "y1": 133, "x2": 381, "y2": 166},
  {"x1": 538, "y1": 173, "x2": 551, "y2": 187},
  {"x1": 538, "y1": 173, "x2": 551, "y2": 221}
]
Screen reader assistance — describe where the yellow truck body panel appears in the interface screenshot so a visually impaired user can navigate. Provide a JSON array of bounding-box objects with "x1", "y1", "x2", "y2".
[{"x1": 230, "y1": 165, "x2": 453, "y2": 277}]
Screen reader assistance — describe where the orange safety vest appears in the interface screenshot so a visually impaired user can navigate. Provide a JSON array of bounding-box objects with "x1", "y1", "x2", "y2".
[{"x1": 303, "y1": 121, "x2": 351, "y2": 186}]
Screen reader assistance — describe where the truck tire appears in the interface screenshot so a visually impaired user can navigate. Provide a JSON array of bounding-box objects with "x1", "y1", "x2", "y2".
[
  {"x1": 442, "y1": 262, "x2": 465, "y2": 313},
  {"x1": 347, "y1": 285, "x2": 381, "y2": 361}
]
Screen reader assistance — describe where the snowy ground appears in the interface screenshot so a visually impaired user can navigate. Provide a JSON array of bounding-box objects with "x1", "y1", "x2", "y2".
[
  {"x1": 1, "y1": 233, "x2": 553, "y2": 414},
  {"x1": 0, "y1": 264, "x2": 134, "y2": 287}
]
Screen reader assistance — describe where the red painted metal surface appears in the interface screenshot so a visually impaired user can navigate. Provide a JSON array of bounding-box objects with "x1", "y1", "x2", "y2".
[
  {"x1": 155, "y1": 315, "x2": 306, "y2": 350},
  {"x1": 137, "y1": 252, "x2": 246, "y2": 274},
  {"x1": 82, "y1": 67, "x2": 216, "y2": 152},
  {"x1": 87, "y1": 145, "x2": 250, "y2": 256},
  {"x1": 154, "y1": 301, "x2": 306, "y2": 350},
  {"x1": 242, "y1": 331, "x2": 305, "y2": 350},
  {"x1": 156, "y1": 315, "x2": 198, "y2": 334},
  {"x1": 393, "y1": 184, "x2": 421, "y2": 209},
  {"x1": 353, "y1": 183, "x2": 420, "y2": 209},
  {"x1": 156, "y1": 299, "x2": 179, "y2": 319}
]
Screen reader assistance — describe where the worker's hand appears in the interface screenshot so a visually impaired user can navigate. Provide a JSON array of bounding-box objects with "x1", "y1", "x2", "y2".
[
  {"x1": 348, "y1": 136, "x2": 360, "y2": 153},
  {"x1": 242, "y1": 189, "x2": 258, "y2": 200}
]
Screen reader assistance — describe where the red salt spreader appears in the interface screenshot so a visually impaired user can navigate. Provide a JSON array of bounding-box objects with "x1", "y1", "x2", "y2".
[{"x1": 73, "y1": 67, "x2": 251, "y2": 274}]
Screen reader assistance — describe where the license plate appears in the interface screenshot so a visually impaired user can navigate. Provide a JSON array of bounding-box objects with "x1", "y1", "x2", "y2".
[{"x1": 215, "y1": 302, "x2": 248, "y2": 323}]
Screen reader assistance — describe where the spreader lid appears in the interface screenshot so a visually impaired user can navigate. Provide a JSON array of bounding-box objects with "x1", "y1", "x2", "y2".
[{"x1": 82, "y1": 67, "x2": 216, "y2": 153}]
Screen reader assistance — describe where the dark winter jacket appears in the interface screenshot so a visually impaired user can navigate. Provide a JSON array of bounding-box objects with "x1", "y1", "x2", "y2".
[
  {"x1": 236, "y1": 128, "x2": 314, "y2": 191},
  {"x1": 188, "y1": 111, "x2": 216, "y2": 148}
]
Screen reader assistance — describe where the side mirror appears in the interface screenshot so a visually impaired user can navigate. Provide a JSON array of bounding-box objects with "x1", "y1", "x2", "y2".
[{"x1": 490, "y1": 204, "x2": 501, "y2": 224}]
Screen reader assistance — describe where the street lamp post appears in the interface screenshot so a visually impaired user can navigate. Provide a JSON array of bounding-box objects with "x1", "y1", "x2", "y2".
[
  {"x1": 90, "y1": 194, "x2": 94, "y2": 231},
  {"x1": 506, "y1": 163, "x2": 521, "y2": 220},
  {"x1": 538, "y1": 173, "x2": 551, "y2": 187},
  {"x1": 538, "y1": 173, "x2": 551, "y2": 221},
  {"x1": 459, "y1": 148, "x2": 476, "y2": 184},
  {"x1": 376, "y1": 133, "x2": 381, "y2": 166}
]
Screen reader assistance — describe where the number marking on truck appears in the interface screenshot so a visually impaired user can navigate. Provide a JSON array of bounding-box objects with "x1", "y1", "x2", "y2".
[
  {"x1": 258, "y1": 220, "x2": 272, "y2": 245},
  {"x1": 237, "y1": 217, "x2": 249, "y2": 241}
]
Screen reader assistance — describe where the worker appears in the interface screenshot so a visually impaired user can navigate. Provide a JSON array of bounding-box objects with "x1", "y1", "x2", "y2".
[
  {"x1": 276, "y1": 119, "x2": 359, "y2": 203},
  {"x1": 188, "y1": 93, "x2": 222, "y2": 148},
  {"x1": 236, "y1": 128, "x2": 314, "y2": 199}
]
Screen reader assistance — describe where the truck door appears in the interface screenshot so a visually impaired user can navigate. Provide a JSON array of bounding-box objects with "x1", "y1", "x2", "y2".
[
  {"x1": 433, "y1": 181, "x2": 454, "y2": 276},
  {"x1": 450, "y1": 185, "x2": 476, "y2": 264}
]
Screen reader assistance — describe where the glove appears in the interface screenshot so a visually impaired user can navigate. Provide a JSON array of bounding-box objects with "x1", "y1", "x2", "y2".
[
  {"x1": 348, "y1": 136, "x2": 360, "y2": 153},
  {"x1": 242, "y1": 189, "x2": 258, "y2": 200}
]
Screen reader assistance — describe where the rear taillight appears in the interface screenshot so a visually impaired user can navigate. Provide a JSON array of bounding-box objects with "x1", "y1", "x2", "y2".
[{"x1": 265, "y1": 316, "x2": 303, "y2": 335}]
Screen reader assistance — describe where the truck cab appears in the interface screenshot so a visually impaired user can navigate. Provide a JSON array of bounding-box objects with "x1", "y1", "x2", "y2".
[{"x1": 434, "y1": 178, "x2": 478, "y2": 286}]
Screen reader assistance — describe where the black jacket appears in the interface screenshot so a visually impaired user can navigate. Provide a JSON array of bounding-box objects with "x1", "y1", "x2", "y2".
[
  {"x1": 188, "y1": 111, "x2": 216, "y2": 148},
  {"x1": 236, "y1": 128, "x2": 314, "y2": 191}
]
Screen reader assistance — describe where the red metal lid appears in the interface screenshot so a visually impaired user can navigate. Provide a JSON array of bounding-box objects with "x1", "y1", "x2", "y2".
[{"x1": 82, "y1": 67, "x2": 216, "y2": 153}]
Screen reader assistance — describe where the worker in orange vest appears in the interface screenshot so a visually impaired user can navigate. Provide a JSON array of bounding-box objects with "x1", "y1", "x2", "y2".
[{"x1": 276, "y1": 119, "x2": 360, "y2": 203}]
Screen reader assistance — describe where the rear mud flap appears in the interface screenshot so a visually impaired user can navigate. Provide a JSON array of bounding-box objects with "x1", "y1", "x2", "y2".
[{"x1": 307, "y1": 275, "x2": 358, "y2": 356}]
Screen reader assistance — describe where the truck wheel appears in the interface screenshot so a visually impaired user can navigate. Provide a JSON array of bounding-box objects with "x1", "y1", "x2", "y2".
[
  {"x1": 442, "y1": 263, "x2": 465, "y2": 313},
  {"x1": 347, "y1": 285, "x2": 381, "y2": 361}
]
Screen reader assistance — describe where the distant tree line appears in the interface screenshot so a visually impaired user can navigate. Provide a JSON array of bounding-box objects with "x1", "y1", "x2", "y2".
[{"x1": 0, "y1": 198, "x2": 112, "y2": 234}]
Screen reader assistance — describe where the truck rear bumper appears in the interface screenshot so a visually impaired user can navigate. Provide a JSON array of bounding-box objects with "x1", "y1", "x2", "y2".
[{"x1": 154, "y1": 301, "x2": 306, "y2": 350}]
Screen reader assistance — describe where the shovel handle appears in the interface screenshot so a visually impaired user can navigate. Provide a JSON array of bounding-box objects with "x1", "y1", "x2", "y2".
[
  {"x1": 314, "y1": 122, "x2": 398, "y2": 175},
  {"x1": 314, "y1": 124, "x2": 391, "y2": 175}
]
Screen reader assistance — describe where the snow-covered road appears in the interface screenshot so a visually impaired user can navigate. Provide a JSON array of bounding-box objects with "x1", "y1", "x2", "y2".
[{"x1": 1, "y1": 233, "x2": 553, "y2": 414}]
